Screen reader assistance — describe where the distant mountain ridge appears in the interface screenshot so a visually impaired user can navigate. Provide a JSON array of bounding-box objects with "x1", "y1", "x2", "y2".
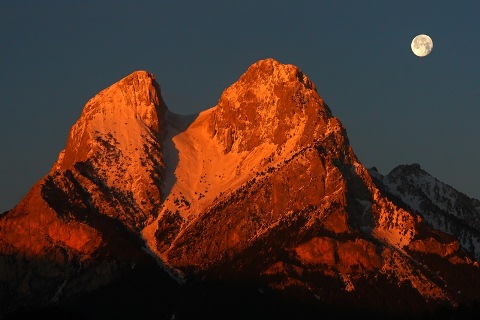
[
  {"x1": 370, "y1": 164, "x2": 480, "y2": 260},
  {"x1": 1, "y1": 59, "x2": 480, "y2": 319}
]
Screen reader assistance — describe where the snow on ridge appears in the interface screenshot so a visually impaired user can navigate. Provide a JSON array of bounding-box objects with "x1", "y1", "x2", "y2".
[{"x1": 385, "y1": 165, "x2": 477, "y2": 221}]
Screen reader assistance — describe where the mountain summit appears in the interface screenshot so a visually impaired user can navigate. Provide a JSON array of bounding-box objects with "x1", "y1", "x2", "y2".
[{"x1": 1, "y1": 59, "x2": 480, "y2": 318}]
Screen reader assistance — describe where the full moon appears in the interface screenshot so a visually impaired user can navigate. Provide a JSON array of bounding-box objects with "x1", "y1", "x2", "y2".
[{"x1": 411, "y1": 34, "x2": 433, "y2": 57}]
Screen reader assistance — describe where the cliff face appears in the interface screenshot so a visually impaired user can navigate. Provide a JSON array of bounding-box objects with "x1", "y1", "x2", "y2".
[{"x1": 1, "y1": 59, "x2": 480, "y2": 317}]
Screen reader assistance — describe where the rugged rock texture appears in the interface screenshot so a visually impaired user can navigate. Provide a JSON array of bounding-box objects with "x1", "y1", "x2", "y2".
[
  {"x1": 1, "y1": 59, "x2": 480, "y2": 318},
  {"x1": 55, "y1": 70, "x2": 166, "y2": 230}
]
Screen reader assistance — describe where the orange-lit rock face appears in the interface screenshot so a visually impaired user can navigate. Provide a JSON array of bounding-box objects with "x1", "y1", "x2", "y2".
[
  {"x1": 162, "y1": 141, "x2": 350, "y2": 268},
  {"x1": 294, "y1": 237, "x2": 382, "y2": 272},
  {"x1": 60, "y1": 71, "x2": 165, "y2": 169},
  {"x1": 0, "y1": 184, "x2": 102, "y2": 257},
  {"x1": 50, "y1": 71, "x2": 166, "y2": 231},
  {"x1": 321, "y1": 210, "x2": 350, "y2": 234},
  {"x1": 408, "y1": 238, "x2": 459, "y2": 258},
  {"x1": 0, "y1": 183, "x2": 105, "y2": 304},
  {"x1": 211, "y1": 58, "x2": 332, "y2": 153},
  {"x1": 336, "y1": 239, "x2": 383, "y2": 272},
  {"x1": 294, "y1": 237, "x2": 337, "y2": 266}
]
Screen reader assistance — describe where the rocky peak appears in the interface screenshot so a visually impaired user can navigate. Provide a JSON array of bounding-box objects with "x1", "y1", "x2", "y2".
[
  {"x1": 388, "y1": 163, "x2": 425, "y2": 180},
  {"x1": 210, "y1": 58, "x2": 332, "y2": 153},
  {"x1": 231, "y1": 58, "x2": 317, "y2": 94},
  {"x1": 58, "y1": 70, "x2": 166, "y2": 170},
  {"x1": 45, "y1": 70, "x2": 168, "y2": 231}
]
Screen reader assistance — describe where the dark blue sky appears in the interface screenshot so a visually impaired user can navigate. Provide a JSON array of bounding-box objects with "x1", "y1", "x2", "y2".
[{"x1": 1, "y1": 1, "x2": 479, "y2": 211}]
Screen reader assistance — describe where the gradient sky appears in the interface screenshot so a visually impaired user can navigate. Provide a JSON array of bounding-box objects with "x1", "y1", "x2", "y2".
[{"x1": 1, "y1": 1, "x2": 479, "y2": 212}]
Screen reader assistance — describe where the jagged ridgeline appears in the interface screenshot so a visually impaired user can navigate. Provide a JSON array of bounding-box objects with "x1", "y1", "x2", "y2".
[{"x1": 1, "y1": 59, "x2": 480, "y2": 319}]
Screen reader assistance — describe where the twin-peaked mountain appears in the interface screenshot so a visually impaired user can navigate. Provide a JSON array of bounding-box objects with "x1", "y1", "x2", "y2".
[{"x1": 1, "y1": 59, "x2": 480, "y2": 319}]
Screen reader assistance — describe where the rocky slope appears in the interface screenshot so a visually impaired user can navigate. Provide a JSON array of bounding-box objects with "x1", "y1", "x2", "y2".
[{"x1": 1, "y1": 59, "x2": 480, "y2": 318}]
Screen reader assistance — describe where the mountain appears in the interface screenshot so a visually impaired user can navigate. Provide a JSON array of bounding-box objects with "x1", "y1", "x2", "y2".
[{"x1": 1, "y1": 59, "x2": 480, "y2": 319}]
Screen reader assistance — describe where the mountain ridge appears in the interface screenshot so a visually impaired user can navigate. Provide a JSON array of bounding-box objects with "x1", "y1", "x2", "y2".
[{"x1": 370, "y1": 164, "x2": 480, "y2": 260}]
